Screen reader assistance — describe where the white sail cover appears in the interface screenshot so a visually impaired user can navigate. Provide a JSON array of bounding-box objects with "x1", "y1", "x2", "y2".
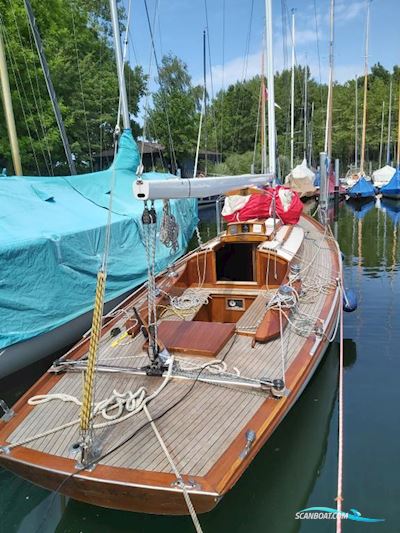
[
  {"x1": 372, "y1": 165, "x2": 395, "y2": 186},
  {"x1": 285, "y1": 158, "x2": 315, "y2": 182},
  {"x1": 284, "y1": 158, "x2": 316, "y2": 197}
]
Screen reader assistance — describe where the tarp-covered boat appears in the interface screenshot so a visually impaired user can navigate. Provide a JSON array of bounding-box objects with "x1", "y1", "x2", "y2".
[
  {"x1": 347, "y1": 176, "x2": 375, "y2": 199},
  {"x1": 284, "y1": 159, "x2": 316, "y2": 198},
  {"x1": 381, "y1": 168, "x2": 400, "y2": 199},
  {"x1": 372, "y1": 165, "x2": 395, "y2": 188},
  {"x1": 0, "y1": 130, "x2": 198, "y2": 377}
]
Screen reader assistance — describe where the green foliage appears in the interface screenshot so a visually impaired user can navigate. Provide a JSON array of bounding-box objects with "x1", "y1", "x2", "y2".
[
  {"x1": 0, "y1": 0, "x2": 146, "y2": 174},
  {"x1": 209, "y1": 151, "x2": 261, "y2": 176},
  {"x1": 205, "y1": 63, "x2": 399, "y2": 176},
  {"x1": 147, "y1": 54, "x2": 202, "y2": 166}
]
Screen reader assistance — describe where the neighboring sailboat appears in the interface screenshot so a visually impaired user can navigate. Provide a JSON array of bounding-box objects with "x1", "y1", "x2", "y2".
[
  {"x1": 373, "y1": 89, "x2": 395, "y2": 189},
  {"x1": 0, "y1": 5, "x2": 197, "y2": 378},
  {"x1": 347, "y1": 0, "x2": 375, "y2": 201},
  {"x1": 285, "y1": 12, "x2": 315, "y2": 198},
  {"x1": 284, "y1": 157, "x2": 316, "y2": 198},
  {"x1": 382, "y1": 83, "x2": 400, "y2": 199},
  {"x1": 0, "y1": 0, "x2": 341, "y2": 523},
  {"x1": 372, "y1": 164, "x2": 395, "y2": 189}
]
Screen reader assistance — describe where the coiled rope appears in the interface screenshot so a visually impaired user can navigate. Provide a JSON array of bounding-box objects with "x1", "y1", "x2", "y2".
[{"x1": 4, "y1": 358, "x2": 175, "y2": 452}]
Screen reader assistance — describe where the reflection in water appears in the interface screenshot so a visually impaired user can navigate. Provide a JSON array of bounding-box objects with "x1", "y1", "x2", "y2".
[{"x1": 1, "y1": 201, "x2": 400, "y2": 532}]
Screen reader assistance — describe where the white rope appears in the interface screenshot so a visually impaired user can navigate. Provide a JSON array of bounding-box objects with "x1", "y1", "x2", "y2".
[
  {"x1": 3, "y1": 358, "x2": 174, "y2": 451},
  {"x1": 143, "y1": 403, "x2": 203, "y2": 533},
  {"x1": 170, "y1": 290, "x2": 210, "y2": 311}
]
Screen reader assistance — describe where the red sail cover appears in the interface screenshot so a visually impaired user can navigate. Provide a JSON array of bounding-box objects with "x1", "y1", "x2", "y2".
[{"x1": 223, "y1": 187, "x2": 303, "y2": 225}]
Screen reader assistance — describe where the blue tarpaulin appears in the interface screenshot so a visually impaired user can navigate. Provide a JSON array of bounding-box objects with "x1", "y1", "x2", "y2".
[
  {"x1": 347, "y1": 176, "x2": 375, "y2": 198},
  {"x1": 381, "y1": 168, "x2": 400, "y2": 198},
  {"x1": 0, "y1": 130, "x2": 198, "y2": 349}
]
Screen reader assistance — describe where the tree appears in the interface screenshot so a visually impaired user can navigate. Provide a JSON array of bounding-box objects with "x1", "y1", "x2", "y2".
[
  {"x1": 0, "y1": 0, "x2": 146, "y2": 175},
  {"x1": 147, "y1": 54, "x2": 202, "y2": 169}
]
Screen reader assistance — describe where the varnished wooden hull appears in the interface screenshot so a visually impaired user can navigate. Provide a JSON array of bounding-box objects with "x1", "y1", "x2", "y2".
[
  {"x1": 0, "y1": 453, "x2": 219, "y2": 515},
  {"x1": 0, "y1": 215, "x2": 340, "y2": 516}
]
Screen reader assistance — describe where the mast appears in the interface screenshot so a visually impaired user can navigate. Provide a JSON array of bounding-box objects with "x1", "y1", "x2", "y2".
[
  {"x1": 290, "y1": 9, "x2": 295, "y2": 169},
  {"x1": 24, "y1": 0, "x2": 76, "y2": 175},
  {"x1": 378, "y1": 100, "x2": 385, "y2": 168},
  {"x1": 0, "y1": 25, "x2": 22, "y2": 175},
  {"x1": 265, "y1": 0, "x2": 276, "y2": 176},
  {"x1": 355, "y1": 75, "x2": 358, "y2": 168},
  {"x1": 324, "y1": 0, "x2": 334, "y2": 159},
  {"x1": 303, "y1": 61, "x2": 308, "y2": 159},
  {"x1": 260, "y1": 51, "x2": 267, "y2": 174},
  {"x1": 203, "y1": 29, "x2": 208, "y2": 176},
  {"x1": 397, "y1": 82, "x2": 400, "y2": 169},
  {"x1": 109, "y1": 0, "x2": 130, "y2": 130},
  {"x1": 360, "y1": 0, "x2": 371, "y2": 175},
  {"x1": 386, "y1": 76, "x2": 393, "y2": 165},
  {"x1": 308, "y1": 101, "x2": 314, "y2": 167}
]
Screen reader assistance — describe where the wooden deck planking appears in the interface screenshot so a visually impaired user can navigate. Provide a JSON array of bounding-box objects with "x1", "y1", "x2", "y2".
[{"x1": 7, "y1": 216, "x2": 337, "y2": 480}]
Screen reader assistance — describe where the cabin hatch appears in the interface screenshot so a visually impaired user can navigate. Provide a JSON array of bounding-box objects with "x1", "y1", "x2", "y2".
[{"x1": 215, "y1": 242, "x2": 256, "y2": 282}]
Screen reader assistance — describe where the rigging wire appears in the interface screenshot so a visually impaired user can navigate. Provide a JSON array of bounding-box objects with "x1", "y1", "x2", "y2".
[
  {"x1": 24, "y1": 14, "x2": 54, "y2": 173},
  {"x1": 230, "y1": 0, "x2": 255, "y2": 154},
  {"x1": 220, "y1": 0, "x2": 225, "y2": 161},
  {"x1": 70, "y1": 2, "x2": 94, "y2": 172},
  {"x1": 0, "y1": 22, "x2": 41, "y2": 175},
  {"x1": 139, "y1": 0, "x2": 159, "y2": 170},
  {"x1": 14, "y1": 2, "x2": 54, "y2": 175},
  {"x1": 143, "y1": 0, "x2": 178, "y2": 172},
  {"x1": 313, "y1": 0, "x2": 324, "y2": 107},
  {"x1": 203, "y1": 0, "x2": 220, "y2": 161},
  {"x1": 3, "y1": 5, "x2": 53, "y2": 175}
]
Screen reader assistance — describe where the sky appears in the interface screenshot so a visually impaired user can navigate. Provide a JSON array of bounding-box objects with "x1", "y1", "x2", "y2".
[{"x1": 126, "y1": 0, "x2": 400, "y2": 105}]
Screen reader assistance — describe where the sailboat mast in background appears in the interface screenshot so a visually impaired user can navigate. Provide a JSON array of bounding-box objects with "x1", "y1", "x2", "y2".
[
  {"x1": 261, "y1": 50, "x2": 267, "y2": 174},
  {"x1": 378, "y1": 101, "x2": 385, "y2": 169},
  {"x1": 265, "y1": 0, "x2": 276, "y2": 177},
  {"x1": 386, "y1": 76, "x2": 393, "y2": 165},
  {"x1": 203, "y1": 29, "x2": 208, "y2": 176},
  {"x1": 396, "y1": 82, "x2": 400, "y2": 169},
  {"x1": 354, "y1": 75, "x2": 358, "y2": 168},
  {"x1": 359, "y1": 0, "x2": 371, "y2": 176},
  {"x1": 0, "y1": 24, "x2": 22, "y2": 175},
  {"x1": 24, "y1": 0, "x2": 76, "y2": 175},
  {"x1": 303, "y1": 58, "x2": 308, "y2": 160},
  {"x1": 308, "y1": 101, "x2": 314, "y2": 167},
  {"x1": 324, "y1": 0, "x2": 334, "y2": 159},
  {"x1": 290, "y1": 9, "x2": 295, "y2": 169}
]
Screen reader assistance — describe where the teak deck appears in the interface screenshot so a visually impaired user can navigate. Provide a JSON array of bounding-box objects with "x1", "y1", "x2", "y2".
[{"x1": 0, "y1": 215, "x2": 340, "y2": 515}]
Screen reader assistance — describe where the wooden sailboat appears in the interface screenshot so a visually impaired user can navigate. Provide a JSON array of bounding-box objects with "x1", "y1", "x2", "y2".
[
  {"x1": 0, "y1": 0, "x2": 341, "y2": 521},
  {"x1": 0, "y1": 197, "x2": 341, "y2": 515}
]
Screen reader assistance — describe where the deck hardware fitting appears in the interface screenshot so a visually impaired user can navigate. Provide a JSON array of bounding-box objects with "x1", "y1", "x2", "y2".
[
  {"x1": 171, "y1": 478, "x2": 201, "y2": 490},
  {"x1": 0, "y1": 445, "x2": 10, "y2": 454},
  {"x1": 0, "y1": 399, "x2": 14, "y2": 421},
  {"x1": 239, "y1": 429, "x2": 256, "y2": 459},
  {"x1": 75, "y1": 436, "x2": 102, "y2": 471}
]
